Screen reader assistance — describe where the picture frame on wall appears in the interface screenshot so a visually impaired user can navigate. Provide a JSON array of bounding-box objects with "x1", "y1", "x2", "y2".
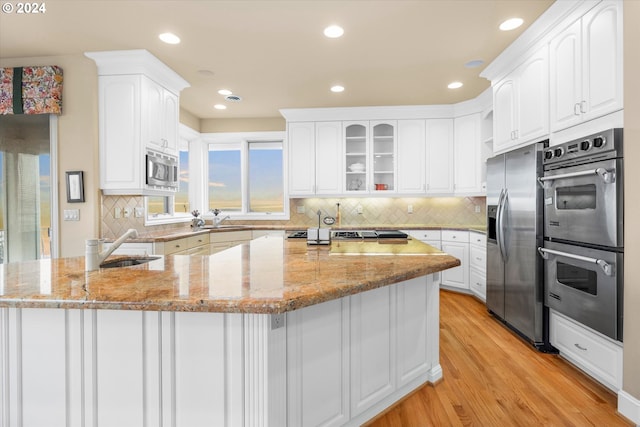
[{"x1": 66, "y1": 171, "x2": 85, "y2": 203}]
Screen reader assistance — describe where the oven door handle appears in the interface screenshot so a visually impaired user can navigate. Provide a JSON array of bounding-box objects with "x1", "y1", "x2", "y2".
[
  {"x1": 537, "y1": 247, "x2": 613, "y2": 276},
  {"x1": 537, "y1": 167, "x2": 614, "y2": 185}
]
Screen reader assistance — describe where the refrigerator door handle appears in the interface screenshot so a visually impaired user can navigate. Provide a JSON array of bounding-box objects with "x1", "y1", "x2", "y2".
[{"x1": 497, "y1": 189, "x2": 508, "y2": 261}]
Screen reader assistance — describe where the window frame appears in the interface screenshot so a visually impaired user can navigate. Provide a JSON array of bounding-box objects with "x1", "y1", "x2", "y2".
[{"x1": 201, "y1": 131, "x2": 288, "y2": 221}]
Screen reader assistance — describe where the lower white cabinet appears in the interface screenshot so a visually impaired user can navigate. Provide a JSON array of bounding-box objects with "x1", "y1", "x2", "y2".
[
  {"x1": 154, "y1": 233, "x2": 210, "y2": 255},
  {"x1": 208, "y1": 230, "x2": 253, "y2": 254},
  {"x1": 440, "y1": 230, "x2": 469, "y2": 291},
  {"x1": 549, "y1": 310, "x2": 623, "y2": 392},
  {"x1": 287, "y1": 275, "x2": 441, "y2": 427},
  {"x1": 468, "y1": 231, "x2": 486, "y2": 301},
  {"x1": 404, "y1": 229, "x2": 442, "y2": 285}
]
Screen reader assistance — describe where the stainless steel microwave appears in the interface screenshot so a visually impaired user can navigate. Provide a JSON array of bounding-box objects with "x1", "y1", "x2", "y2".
[{"x1": 146, "y1": 150, "x2": 178, "y2": 190}]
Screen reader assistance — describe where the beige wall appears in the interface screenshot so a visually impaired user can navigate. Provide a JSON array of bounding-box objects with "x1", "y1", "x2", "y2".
[
  {"x1": 623, "y1": 0, "x2": 640, "y2": 401},
  {"x1": 179, "y1": 108, "x2": 201, "y2": 132},
  {"x1": 200, "y1": 117, "x2": 285, "y2": 133},
  {"x1": 0, "y1": 54, "x2": 99, "y2": 257}
]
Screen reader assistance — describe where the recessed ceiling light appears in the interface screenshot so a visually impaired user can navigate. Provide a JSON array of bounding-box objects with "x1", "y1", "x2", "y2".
[
  {"x1": 331, "y1": 85, "x2": 345, "y2": 93},
  {"x1": 214, "y1": 104, "x2": 227, "y2": 110},
  {"x1": 218, "y1": 89, "x2": 232, "y2": 96},
  {"x1": 159, "y1": 32, "x2": 181, "y2": 44},
  {"x1": 324, "y1": 25, "x2": 344, "y2": 38},
  {"x1": 499, "y1": 18, "x2": 524, "y2": 31},
  {"x1": 464, "y1": 59, "x2": 485, "y2": 68},
  {"x1": 448, "y1": 81, "x2": 463, "y2": 89}
]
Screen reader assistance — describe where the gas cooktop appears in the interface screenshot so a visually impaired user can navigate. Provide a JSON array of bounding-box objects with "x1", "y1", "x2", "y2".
[{"x1": 287, "y1": 230, "x2": 408, "y2": 240}]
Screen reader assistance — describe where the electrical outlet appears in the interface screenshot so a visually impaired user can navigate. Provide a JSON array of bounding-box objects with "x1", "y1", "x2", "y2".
[
  {"x1": 271, "y1": 313, "x2": 285, "y2": 330},
  {"x1": 475, "y1": 205, "x2": 481, "y2": 213},
  {"x1": 134, "y1": 207, "x2": 144, "y2": 218},
  {"x1": 408, "y1": 204, "x2": 413, "y2": 214},
  {"x1": 356, "y1": 205, "x2": 363, "y2": 214},
  {"x1": 114, "y1": 207, "x2": 122, "y2": 219},
  {"x1": 296, "y1": 205, "x2": 305, "y2": 214},
  {"x1": 123, "y1": 207, "x2": 132, "y2": 218}
]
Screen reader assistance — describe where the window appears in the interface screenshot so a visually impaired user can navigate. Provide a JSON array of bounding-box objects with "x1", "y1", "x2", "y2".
[
  {"x1": 175, "y1": 149, "x2": 190, "y2": 214},
  {"x1": 207, "y1": 136, "x2": 287, "y2": 219}
]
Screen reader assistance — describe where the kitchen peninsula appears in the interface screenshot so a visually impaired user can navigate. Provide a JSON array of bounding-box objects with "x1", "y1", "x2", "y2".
[{"x1": 0, "y1": 236, "x2": 459, "y2": 427}]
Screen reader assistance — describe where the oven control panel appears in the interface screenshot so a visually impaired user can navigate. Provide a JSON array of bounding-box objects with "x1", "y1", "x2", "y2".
[{"x1": 542, "y1": 128, "x2": 622, "y2": 168}]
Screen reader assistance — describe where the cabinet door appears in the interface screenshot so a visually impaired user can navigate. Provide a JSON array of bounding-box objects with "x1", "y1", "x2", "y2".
[
  {"x1": 344, "y1": 122, "x2": 369, "y2": 193},
  {"x1": 162, "y1": 89, "x2": 179, "y2": 154},
  {"x1": 100, "y1": 75, "x2": 143, "y2": 191},
  {"x1": 288, "y1": 122, "x2": 316, "y2": 195},
  {"x1": 453, "y1": 114, "x2": 482, "y2": 194},
  {"x1": 492, "y1": 79, "x2": 516, "y2": 152},
  {"x1": 581, "y1": 0, "x2": 623, "y2": 122},
  {"x1": 370, "y1": 120, "x2": 396, "y2": 193},
  {"x1": 550, "y1": 19, "x2": 582, "y2": 131},
  {"x1": 517, "y1": 46, "x2": 549, "y2": 143},
  {"x1": 315, "y1": 121, "x2": 343, "y2": 194},
  {"x1": 396, "y1": 119, "x2": 426, "y2": 193},
  {"x1": 425, "y1": 119, "x2": 454, "y2": 193},
  {"x1": 440, "y1": 241, "x2": 469, "y2": 290},
  {"x1": 350, "y1": 286, "x2": 395, "y2": 416},
  {"x1": 144, "y1": 77, "x2": 165, "y2": 151}
]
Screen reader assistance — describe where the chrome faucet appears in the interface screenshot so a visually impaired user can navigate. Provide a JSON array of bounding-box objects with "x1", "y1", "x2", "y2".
[
  {"x1": 214, "y1": 215, "x2": 231, "y2": 227},
  {"x1": 85, "y1": 228, "x2": 138, "y2": 271}
]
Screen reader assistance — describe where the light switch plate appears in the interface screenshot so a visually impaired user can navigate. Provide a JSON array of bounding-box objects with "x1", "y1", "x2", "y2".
[
  {"x1": 63, "y1": 209, "x2": 80, "y2": 221},
  {"x1": 114, "y1": 207, "x2": 122, "y2": 219},
  {"x1": 134, "y1": 207, "x2": 144, "y2": 218}
]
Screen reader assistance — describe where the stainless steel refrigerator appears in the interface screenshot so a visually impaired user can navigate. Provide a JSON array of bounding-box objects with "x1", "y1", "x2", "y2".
[{"x1": 486, "y1": 142, "x2": 551, "y2": 351}]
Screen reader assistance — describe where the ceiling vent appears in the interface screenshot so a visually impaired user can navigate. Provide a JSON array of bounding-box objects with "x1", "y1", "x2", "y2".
[{"x1": 225, "y1": 95, "x2": 242, "y2": 102}]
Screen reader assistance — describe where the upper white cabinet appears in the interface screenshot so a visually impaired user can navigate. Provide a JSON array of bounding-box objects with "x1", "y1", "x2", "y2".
[
  {"x1": 86, "y1": 50, "x2": 190, "y2": 196},
  {"x1": 453, "y1": 113, "x2": 483, "y2": 194},
  {"x1": 396, "y1": 120, "x2": 426, "y2": 193},
  {"x1": 344, "y1": 121, "x2": 397, "y2": 194},
  {"x1": 426, "y1": 119, "x2": 454, "y2": 194},
  {"x1": 493, "y1": 45, "x2": 549, "y2": 153},
  {"x1": 288, "y1": 121, "x2": 343, "y2": 196},
  {"x1": 550, "y1": 0, "x2": 622, "y2": 132}
]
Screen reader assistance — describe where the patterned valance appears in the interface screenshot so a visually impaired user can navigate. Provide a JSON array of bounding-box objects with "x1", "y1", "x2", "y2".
[{"x1": 0, "y1": 66, "x2": 63, "y2": 115}]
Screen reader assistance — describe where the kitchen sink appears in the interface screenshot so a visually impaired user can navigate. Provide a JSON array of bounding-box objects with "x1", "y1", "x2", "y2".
[{"x1": 100, "y1": 256, "x2": 161, "y2": 268}]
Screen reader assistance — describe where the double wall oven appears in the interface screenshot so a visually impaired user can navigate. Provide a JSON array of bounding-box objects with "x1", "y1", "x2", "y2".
[{"x1": 538, "y1": 128, "x2": 623, "y2": 342}]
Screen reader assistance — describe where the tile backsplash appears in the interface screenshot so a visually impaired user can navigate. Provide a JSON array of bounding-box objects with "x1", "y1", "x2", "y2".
[{"x1": 101, "y1": 195, "x2": 486, "y2": 238}]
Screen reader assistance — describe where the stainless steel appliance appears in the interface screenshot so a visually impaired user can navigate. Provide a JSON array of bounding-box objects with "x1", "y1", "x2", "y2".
[
  {"x1": 146, "y1": 150, "x2": 178, "y2": 190},
  {"x1": 539, "y1": 128, "x2": 623, "y2": 248},
  {"x1": 486, "y1": 142, "x2": 551, "y2": 350},
  {"x1": 538, "y1": 241, "x2": 623, "y2": 340},
  {"x1": 539, "y1": 128, "x2": 623, "y2": 342}
]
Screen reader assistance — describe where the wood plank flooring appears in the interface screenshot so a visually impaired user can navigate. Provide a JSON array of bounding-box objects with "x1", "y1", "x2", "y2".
[{"x1": 365, "y1": 290, "x2": 633, "y2": 427}]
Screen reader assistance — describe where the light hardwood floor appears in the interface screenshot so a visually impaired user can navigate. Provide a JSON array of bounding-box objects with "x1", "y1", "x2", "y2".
[{"x1": 365, "y1": 290, "x2": 633, "y2": 427}]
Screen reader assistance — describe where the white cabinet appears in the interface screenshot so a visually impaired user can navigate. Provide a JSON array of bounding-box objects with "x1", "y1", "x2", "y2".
[
  {"x1": 468, "y1": 232, "x2": 487, "y2": 301},
  {"x1": 493, "y1": 45, "x2": 549, "y2": 153},
  {"x1": 404, "y1": 229, "x2": 442, "y2": 285},
  {"x1": 396, "y1": 119, "x2": 426, "y2": 193},
  {"x1": 154, "y1": 233, "x2": 211, "y2": 255},
  {"x1": 550, "y1": 310, "x2": 623, "y2": 392},
  {"x1": 288, "y1": 121, "x2": 342, "y2": 196},
  {"x1": 344, "y1": 121, "x2": 397, "y2": 194},
  {"x1": 453, "y1": 114, "x2": 483, "y2": 194},
  {"x1": 426, "y1": 119, "x2": 454, "y2": 194},
  {"x1": 440, "y1": 230, "x2": 469, "y2": 291},
  {"x1": 87, "y1": 50, "x2": 189, "y2": 196},
  {"x1": 144, "y1": 77, "x2": 179, "y2": 154},
  {"x1": 288, "y1": 122, "x2": 316, "y2": 195},
  {"x1": 550, "y1": 0, "x2": 622, "y2": 132},
  {"x1": 208, "y1": 230, "x2": 253, "y2": 254}
]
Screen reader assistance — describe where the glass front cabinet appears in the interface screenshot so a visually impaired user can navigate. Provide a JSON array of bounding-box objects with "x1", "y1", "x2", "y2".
[{"x1": 343, "y1": 121, "x2": 396, "y2": 193}]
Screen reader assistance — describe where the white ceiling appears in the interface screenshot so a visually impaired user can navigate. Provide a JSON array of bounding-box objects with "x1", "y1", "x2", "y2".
[{"x1": 0, "y1": 0, "x2": 553, "y2": 119}]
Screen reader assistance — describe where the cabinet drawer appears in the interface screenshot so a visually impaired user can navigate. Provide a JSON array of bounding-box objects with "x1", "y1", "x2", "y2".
[
  {"x1": 469, "y1": 232, "x2": 486, "y2": 247},
  {"x1": 188, "y1": 234, "x2": 210, "y2": 249},
  {"x1": 405, "y1": 230, "x2": 441, "y2": 241},
  {"x1": 441, "y1": 230, "x2": 469, "y2": 243},
  {"x1": 550, "y1": 311, "x2": 623, "y2": 392},
  {"x1": 209, "y1": 230, "x2": 253, "y2": 243},
  {"x1": 469, "y1": 267, "x2": 486, "y2": 301},
  {"x1": 469, "y1": 245, "x2": 486, "y2": 271},
  {"x1": 157, "y1": 237, "x2": 189, "y2": 255}
]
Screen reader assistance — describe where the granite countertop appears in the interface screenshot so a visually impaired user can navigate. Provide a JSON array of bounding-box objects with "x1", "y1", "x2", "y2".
[{"x1": 0, "y1": 237, "x2": 459, "y2": 314}]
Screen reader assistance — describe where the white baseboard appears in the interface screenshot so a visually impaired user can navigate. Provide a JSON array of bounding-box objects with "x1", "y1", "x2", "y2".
[{"x1": 618, "y1": 390, "x2": 640, "y2": 426}]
